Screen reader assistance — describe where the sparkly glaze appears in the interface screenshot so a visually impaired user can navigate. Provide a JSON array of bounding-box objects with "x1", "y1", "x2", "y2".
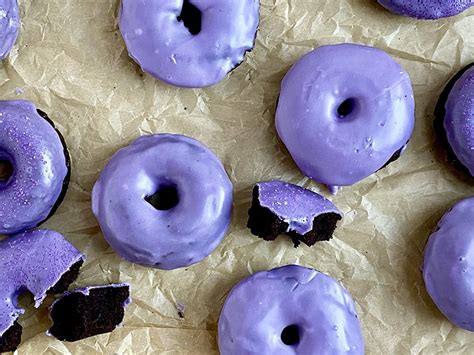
[
  {"x1": 92, "y1": 134, "x2": 233, "y2": 270},
  {"x1": 0, "y1": 101, "x2": 69, "y2": 235},
  {"x1": 377, "y1": 0, "x2": 473, "y2": 19},
  {"x1": 119, "y1": 0, "x2": 260, "y2": 88},
  {"x1": 47, "y1": 283, "x2": 131, "y2": 337},
  {"x1": 276, "y1": 44, "x2": 415, "y2": 190},
  {"x1": 423, "y1": 196, "x2": 474, "y2": 331},
  {"x1": 0, "y1": 0, "x2": 19, "y2": 59},
  {"x1": 444, "y1": 66, "x2": 474, "y2": 176},
  {"x1": 0, "y1": 229, "x2": 84, "y2": 337},
  {"x1": 257, "y1": 181, "x2": 341, "y2": 235},
  {"x1": 218, "y1": 265, "x2": 364, "y2": 354}
]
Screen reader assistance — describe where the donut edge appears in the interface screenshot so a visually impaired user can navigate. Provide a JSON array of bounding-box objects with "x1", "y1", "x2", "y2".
[{"x1": 433, "y1": 63, "x2": 474, "y2": 176}]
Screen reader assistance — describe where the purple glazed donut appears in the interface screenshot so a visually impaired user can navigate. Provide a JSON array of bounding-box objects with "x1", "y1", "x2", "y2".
[
  {"x1": 119, "y1": 0, "x2": 260, "y2": 88},
  {"x1": 0, "y1": 0, "x2": 20, "y2": 59},
  {"x1": 218, "y1": 265, "x2": 364, "y2": 354},
  {"x1": 0, "y1": 229, "x2": 84, "y2": 352},
  {"x1": 423, "y1": 196, "x2": 474, "y2": 331},
  {"x1": 434, "y1": 64, "x2": 474, "y2": 176},
  {"x1": 276, "y1": 44, "x2": 415, "y2": 193},
  {"x1": 92, "y1": 134, "x2": 233, "y2": 270},
  {"x1": 0, "y1": 100, "x2": 70, "y2": 235},
  {"x1": 377, "y1": 0, "x2": 473, "y2": 20}
]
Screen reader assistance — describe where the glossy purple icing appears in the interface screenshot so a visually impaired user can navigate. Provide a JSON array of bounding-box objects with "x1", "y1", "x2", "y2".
[
  {"x1": 218, "y1": 265, "x2": 364, "y2": 354},
  {"x1": 377, "y1": 0, "x2": 473, "y2": 19},
  {"x1": 0, "y1": 100, "x2": 69, "y2": 235},
  {"x1": 257, "y1": 181, "x2": 342, "y2": 235},
  {"x1": 423, "y1": 196, "x2": 474, "y2": 331},
  {"x1": 119, "y1": 0, "x2": 260, "y2": 88},
  {"x1": 92, "y1": 134, "x2": 233, "y2": 270},
  {"x1": 0, "y1": 229, "x2": 84, "y2": 337},
  {"x1": 276, "y1": 44, "x2": 415, "y2": 191},
  {"x1": 444, "y1": 66, "x2": 474, "y2": 176},
  {"x1": 0, "y1": 0, "x2": 19, "y2": 60}
]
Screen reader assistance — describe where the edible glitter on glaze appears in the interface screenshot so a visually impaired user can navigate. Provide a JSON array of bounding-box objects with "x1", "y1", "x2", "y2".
[
  {"x1": 92, "y1": 134, "x2": 233, "y2": 270},
  {"x1": 275, "y1": 44, "x2": 415, "y2": 191},
  {"x1": 0, "y1": 0, "x2": 19, "y2": 59},
  {"x1": 423, "y1": 196, "x2": 474, "y2": 331},
  {"x1": 444, "y1": 65, "x2": 474, "y2": 176},
  {"x1": 257, "y1": 181, "x2": 342, "y2": 235},
  {"x1": 218, "y1": 265, "x2": 364, "y2": 355},
  {"x1": 0, "y1": 229, "x2": 84, "y2": 338},
  {"x1": 377, "y1": 0, "x2": 473, "y2": 19},
  {"x1": 119, "y1": 0, "x2": 260, "y2": 88},
  {"x1": 0, "y1": 100, "x2": 69, "y2": 235}
]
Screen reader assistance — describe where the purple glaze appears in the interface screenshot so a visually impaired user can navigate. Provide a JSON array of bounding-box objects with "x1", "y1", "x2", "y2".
[
  {"x1": 92, "y1": 134, "x2": 233, "y2": 270},
  {"x1": 119, "y1": 0, "x2": 260, "y2": 88},
  {"x1": 377, "y1": 0, "x2": 473, "y2": 19},
  {"x1": 423, "y1": 196, "x2": 474, "y2": 331},
  {"x1": 0, "y1": 0, "x2": 19, "y2": 59},
  {"x1": 218, "y1": 265, "x2": 364, "y2": 354},
  {"x1": 257, "y1": 181, "x2": 342, "y2": 235},
  {"x1": 0, "y1": 229, "x2": 84, "y2": 337},
  {"x1": 0, "y1": 100, "x2": 69, "y2": 235},
  {"x1": 444, "y1": 66, "x2": 474, "y2": 176},
  {"x1": 276, "y1": 44, "x2": 415, "y2": 191},
  {"x1": 47, "y1": 283, "x2": 131, "y2": 337}
]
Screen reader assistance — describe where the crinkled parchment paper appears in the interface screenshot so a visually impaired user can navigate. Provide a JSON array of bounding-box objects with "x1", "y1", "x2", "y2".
[{"x1": 1, "y1": 0, "x2": 474, "y2": 354}]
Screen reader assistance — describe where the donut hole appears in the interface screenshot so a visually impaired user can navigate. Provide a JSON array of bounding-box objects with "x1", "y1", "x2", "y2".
[
  {"x1": 177, "y1": 0, "x2": 202, "y2": 36},
  {"x1": 145, "y1": 184, "x2": 180, "y2": 211},
  {"x1": 336, "y1": 98, "x2": 358, "y2": 119},
  {"x1": 281, "y1": 324, "x2": 301, "y2": 346},
  {"x1": 0, "y1": 159, "x2": 14, "y2": 186}
]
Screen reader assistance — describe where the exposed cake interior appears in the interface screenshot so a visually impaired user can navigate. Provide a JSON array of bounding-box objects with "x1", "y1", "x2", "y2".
[
  {"x1": 0, "y1": 259, "x2": 83, "y2": 352},
  {"x1": 48, "y1": 284, "x2": 130, "y2": 342},
  {"x1": 247, "y1": 182, "x2": 342, "y2": 247}
]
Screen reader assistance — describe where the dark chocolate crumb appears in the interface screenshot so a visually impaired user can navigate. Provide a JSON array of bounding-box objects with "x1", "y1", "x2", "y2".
[
  {"x1": 47, "y1": 259, "x2": 84, "y2": 295},
  {"x1": 0, "y1": 321, "x2": 22, "y2": 353},
  {"x1": 49, "y1": 286, "x2": 129, "y2": 342},
  {"x1": 247, "y1": 186, "x2": 342, "y2": 247},
  {"x1": 434, "y1": 63, "x2": 474, "y2": 174},
  {"x1": 36, "y1": 109, "x2": 71, "y2": 224}
]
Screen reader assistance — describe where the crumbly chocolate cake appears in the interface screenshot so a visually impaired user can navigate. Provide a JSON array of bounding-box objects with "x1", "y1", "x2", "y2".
[
  {"x1": 48, "y1": 284, "x2": 130, "y2": 342},
  {"x1": 247, "y1": 181, "x2": 342, "y2": 247}
]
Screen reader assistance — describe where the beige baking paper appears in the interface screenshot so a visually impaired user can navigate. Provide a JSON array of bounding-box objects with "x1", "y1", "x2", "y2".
[{"x1": 1, "y1": 0, "x2": 474, "y2": 354}]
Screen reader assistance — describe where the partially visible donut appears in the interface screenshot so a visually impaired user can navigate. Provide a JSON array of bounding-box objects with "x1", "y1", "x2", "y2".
[
  {"x1": 0, "y1": 100, "x2": 71, "y2": 235},
  {"x1": 377, "y1": 0, "x2": 473, "y2": 19},
  {"x1": 0, "y1": 0, "x2": 20, "y2": 59},
  {"x1": 423, "y1": 196, "x2": 474, "y2": 331},
  {"x1": 119, "y1": 0, "x2": 260, "y2": 88},
  {"x1": 218, "y1": 265, "x2": 364, "y2": 354},
  {"x1": 276, "y1": 44, "x2": 415, "y2": 192},
  {"x1": 434, "y1": 63, "x2": 474, "y2": 176},
  {"x1": 0, "y1": 229, "x2": 84, "y2": 352},
  {"x1": 92, "y1": 134, "x2": 233, "y2": 270}
]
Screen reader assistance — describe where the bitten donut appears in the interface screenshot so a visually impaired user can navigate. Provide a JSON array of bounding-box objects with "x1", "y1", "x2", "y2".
[
  {"x1": 276, "y1": 44, "x2": 415, "y2": 193},
  {"x1": 92, "y1": 134, "x2": 233, "y2": 270},
  {"x1": 377, "y1": 0, "x2": 473, "y2": 19},
  {"x1": 218, "y1": 265, "x2": 364, "y2": 354},
  {"x1": 247, "y1": 181, "x2": 342, "y2": 247},
  {"x1": 0, "y1": 229, "x2": 84, "y2": 352},
  {"x1": 423, "y1": 196, "x2": 474, "y2": 331},
  {"x1": 434, "y1": 63, "x2": 474, "y2": 177},
  {"x1": 119, "y1": 0, "x2": 260, "y2": 88},
  {"x1": 0, "y1": 100, "x2": 70, "y2": 235},
  {"x1": 0, "y1": 0, "x2": 19, "y2": 59}
]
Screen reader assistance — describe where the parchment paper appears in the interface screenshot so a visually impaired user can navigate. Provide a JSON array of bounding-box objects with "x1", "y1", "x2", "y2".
[{"x1": 1, "y1": 0, "x2": 474, "y2": 354}]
